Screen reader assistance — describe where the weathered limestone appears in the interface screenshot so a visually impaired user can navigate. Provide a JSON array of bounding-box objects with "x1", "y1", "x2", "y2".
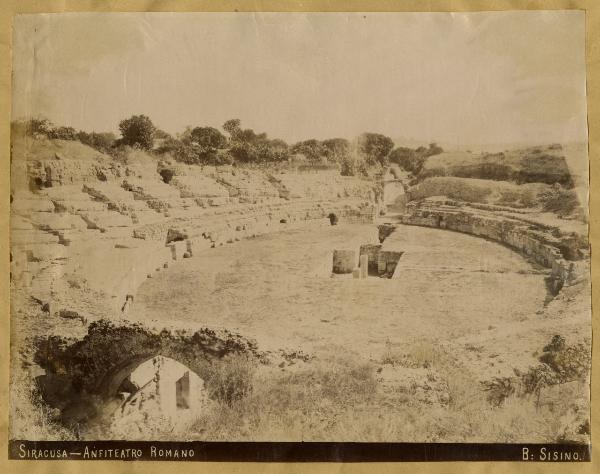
[
  {"x1": 170, "y1": 175, "x2": 229, "y2": 199},
  {"x1": 11, "y1": 145, "x2": 382, "y2": 321},
  {"x1": 83, "y1": 182, "x2": 150, "y2": 212},
  {"x1": 402, "y1": 198, "x2": 587, "y2": 286},
  {"x1": 332, "y1": 250, "x2": 356, "y2": 274},
  {"x1": 200, "y1": 167, "x2": 280, "y2": 203},
  {"x1": 29, "y1": 212, "x2": 88, "y2": 231},
  {"x1": 275, "y1": 170, "x2": 375, "y2": 202},
  {"x1": 77, "y1": 210, "x2": 133, "y2": 231},
  {"x1": 11, "y1": 229, "x2": 60, "y2": 246},
  {"x1": 11, "y1": 192, "x2": 55, "y2": 215}
]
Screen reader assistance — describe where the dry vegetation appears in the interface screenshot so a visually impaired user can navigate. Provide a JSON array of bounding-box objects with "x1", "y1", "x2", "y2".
[
  {"x1": 407, "y1": 177, "x2": 544, "y2": 208},
  {"x1": 90, "y1": 337, "x2": 588, "y2": 442}
]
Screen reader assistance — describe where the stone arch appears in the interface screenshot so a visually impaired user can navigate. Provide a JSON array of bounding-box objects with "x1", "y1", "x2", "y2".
[{"x1": 34, "y1": 320, "x2": 259, "y2": 402}]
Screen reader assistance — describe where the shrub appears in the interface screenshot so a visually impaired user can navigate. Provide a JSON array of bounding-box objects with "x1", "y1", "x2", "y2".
[
  {"x1": 518, "y1": 153, "x2": 573, "y2": 187},
  {"x1": 77, "y1": 131, "x2": 116, "y2": 154},
  {"x1": 496, "y1": 187, "x2": 538, "y2": 208},
  {"x1": 538, "y1": 183, "x2": 580, "y2": 216},
  {"x1": 210, "y1": 149, "x2": 235, "y2": 166},
  {"x1": 26, "y1": 118, "x2": 53, "y2": 137},
  {"x1": 539, "y1": 336, "x2": 590, "y2": 381},
  {"x1": 481, "y1": 377, "x2": 517, "y2": 407},
  {"x1": 407, "y1": 177, "x2": 491, "y2": 203},
  {"x1": 482, "y1": 335, "x2": 590, "y2": 408},
  {"x1": 47, "y1": 126, "x2": 78, "y2": 140}
]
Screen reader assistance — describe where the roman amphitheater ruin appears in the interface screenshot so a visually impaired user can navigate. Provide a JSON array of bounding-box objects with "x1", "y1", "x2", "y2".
[{"x1": 9, "y1": 136, "x2": 591, "y2": 442}]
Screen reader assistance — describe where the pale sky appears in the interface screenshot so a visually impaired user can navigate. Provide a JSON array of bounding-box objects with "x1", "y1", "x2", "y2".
[{"x1": 12, "y1": 11, "x2": 587, "y2": 147}]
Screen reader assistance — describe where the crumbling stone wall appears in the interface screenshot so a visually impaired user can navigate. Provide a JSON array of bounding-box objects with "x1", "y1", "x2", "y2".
[{"x1": 402, "y1": 198, "x2": 588, "y2": 286}]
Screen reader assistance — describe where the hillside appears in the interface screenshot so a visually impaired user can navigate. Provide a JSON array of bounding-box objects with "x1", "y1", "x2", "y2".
[
  {"x1": 11, "y1": 135, "x2": 112, "y2": 162},
  {"x1": 420, "y1": 145, "x2": 574, "y2": 187}
]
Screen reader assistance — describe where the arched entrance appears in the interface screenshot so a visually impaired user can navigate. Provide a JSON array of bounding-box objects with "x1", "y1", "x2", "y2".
[{"x1": 110, "y1": 355, "x2": 209, "y2": 434}]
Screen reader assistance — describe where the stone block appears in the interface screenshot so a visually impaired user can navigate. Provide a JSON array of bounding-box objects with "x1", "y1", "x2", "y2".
[
  {"x1": 11, "y1": 229, "x2": 60, "y2": 246},
  {"x1": 30, "y1": 212, "x2": 88, "y2": 231},
  {"x1": 332, "y1": 249, "x2": 356, "y2": 274}
]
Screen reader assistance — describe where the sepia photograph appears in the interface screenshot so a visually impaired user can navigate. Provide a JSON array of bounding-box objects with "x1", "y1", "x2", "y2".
[{"x1": 8, "y1": 10, "x2": 592, "y2": 461}]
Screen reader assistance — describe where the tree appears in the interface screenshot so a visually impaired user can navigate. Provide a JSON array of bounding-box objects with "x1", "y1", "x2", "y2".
[
  {"x1": 153, "y1": 129, "x2": 172, "y2": 140},
  {"x1": 357, "y1": 133, "x2": 394, "y2": 167},
  {"x1": 322, "y1": 138, "x2": 350, "y2": 163},
  {"x1": 222, "y1": 119, "x2": 290, "y2": 164},
  {"x1": 389, "y1": 147, "x2": 423, "y2": 173},
  {"x1": 291, "y1": 139, "x2": 326, "y2": 163},
  {"x1": 223, "y1": 119, "x2": 242, "y2": 139},
  {"x1": 189, "y1": 127, "x2": 227, "y2": 150},
  {"x1": 156, "y1": 136, "x2": 198, "y2": 164},
  {"x1": 389, "y1": 142, "x2": 444, "y2": 175},
  {"x1": 118, "y1": 114, "x2": 155, "y2": 150},
  {"x1": 184, "y1": 127, "x2": 226, "y2": 163}
]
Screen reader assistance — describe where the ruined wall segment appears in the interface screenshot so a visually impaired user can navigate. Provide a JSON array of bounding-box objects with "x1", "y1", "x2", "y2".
[{"x1": 401, "y1": 197, "x2": 589, "y2": 288}]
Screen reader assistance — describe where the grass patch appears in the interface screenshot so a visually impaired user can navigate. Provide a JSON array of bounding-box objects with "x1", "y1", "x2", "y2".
[
  {"x1": 189, "y1": 352, "x2": 378, "y2": 440},
  {"x1": 10, "y1": 371, "x2": 74, "y2": 441}
]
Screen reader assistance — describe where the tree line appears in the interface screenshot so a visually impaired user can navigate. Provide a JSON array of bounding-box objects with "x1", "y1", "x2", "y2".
[{"x1": 12, "y1": 115, "x2": 443, "y2": 176}]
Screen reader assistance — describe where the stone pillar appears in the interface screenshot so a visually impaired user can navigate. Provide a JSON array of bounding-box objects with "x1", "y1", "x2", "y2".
[
  {"x1": 378, "y1": 255, "x2": 387, "y2": 274},
  {"x1": 359, "y1": 244, "x2": 382, "y2": 275},
  {"x1": 332, "y1": 250, "x2": 356, "y2": 274},
  {"x1": 169, "y1": 244, "x2": 177, "y2": 261},
  {"x1": 186, "y1": 239, "x2": 193, "y2": 257},
  {"x1": 359, "y1": 254, "x2": 368, "y2": 279}
]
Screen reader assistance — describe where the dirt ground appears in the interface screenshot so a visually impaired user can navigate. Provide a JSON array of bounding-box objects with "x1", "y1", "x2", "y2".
[{"x1": 130, "y1": 223, "x2": 583, "y2": 380}]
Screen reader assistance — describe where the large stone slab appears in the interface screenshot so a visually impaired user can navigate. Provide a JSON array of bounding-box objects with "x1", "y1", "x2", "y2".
[{"x1": 332, "y1": 249, "x2": 356, "y2": 274}]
